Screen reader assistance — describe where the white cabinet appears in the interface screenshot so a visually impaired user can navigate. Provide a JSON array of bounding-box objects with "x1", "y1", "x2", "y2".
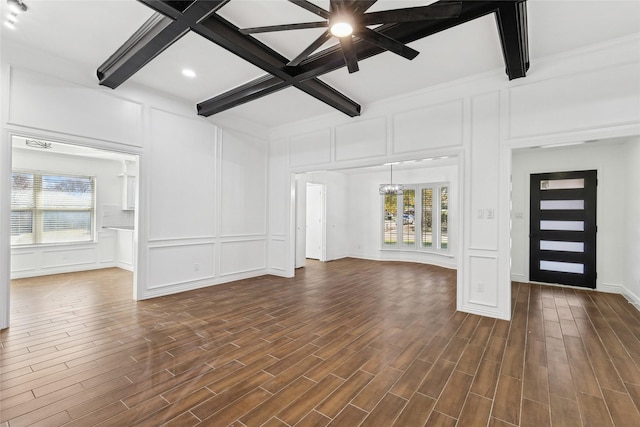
[
  {"x1": 116, "y1": 229, "x2": 134, "y2": 271},
  {"x1": 122, "y1": 175, "x2": 136, "y2": 211}
]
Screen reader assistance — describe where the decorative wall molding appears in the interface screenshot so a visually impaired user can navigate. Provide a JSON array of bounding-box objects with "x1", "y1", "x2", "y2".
[
  {"x1": 508, "y1": 62, "x2": 640, "y2": 140},
  {"x1": 220, "y1": 239, "x2": 267, "y2": 276},
  {"x1": 467, "y1": 253, "x2": 499, "y2": 308},
  {"x1": 289, "y1": 128, "x2": 331, "y2": 167},
  {"x1": 335, "y1": 117, "x2": 387, "y2": 162},
  {"x1": 392, "y1": 99, "x2": 464, "y2": 154},
  {"x1": 8, "y1": 67, "x2": 143, "y2": 147}
]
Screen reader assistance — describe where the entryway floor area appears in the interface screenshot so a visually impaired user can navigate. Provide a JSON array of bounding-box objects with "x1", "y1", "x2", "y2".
[{"x1": 2, "y1": 260, "x2": 640, "y2": 426}]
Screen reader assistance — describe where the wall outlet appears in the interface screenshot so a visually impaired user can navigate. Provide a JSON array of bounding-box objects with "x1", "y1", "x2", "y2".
[
  {"x1": 477, "y1": 282, "x2": 484, "y2": 292},
  {"x1": 486, "y1": 209, "x2": 495, "y2": 219},
  {"x1": 477, "y1": 209, "x2": 484, "y2": 219},
  {"x1": 194, "y1": 263, "x2": 200, "y2": 272}
]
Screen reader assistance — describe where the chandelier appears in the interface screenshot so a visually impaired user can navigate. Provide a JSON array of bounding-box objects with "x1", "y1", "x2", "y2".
[{"x1": 379, "y1": 164, "x2": 404, "y2": 195}]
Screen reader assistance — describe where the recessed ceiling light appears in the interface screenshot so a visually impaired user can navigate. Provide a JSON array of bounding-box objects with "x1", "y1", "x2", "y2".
[{"x1": 182, "y1": 68, "x2": 196, "y2": 78}]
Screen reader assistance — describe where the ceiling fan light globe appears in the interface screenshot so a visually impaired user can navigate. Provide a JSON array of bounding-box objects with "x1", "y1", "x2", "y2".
[{"x1": 330, "y1": 22, "x2": 353, "y2": 38}]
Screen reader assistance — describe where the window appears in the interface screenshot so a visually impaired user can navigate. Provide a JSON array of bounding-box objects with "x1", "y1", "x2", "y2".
[
  {"x1": 383, "y1": 183, "x2": 449, "y2": 252},
  {"x1": 11, "y1": 172, "x2": 95, "y2": 246}
]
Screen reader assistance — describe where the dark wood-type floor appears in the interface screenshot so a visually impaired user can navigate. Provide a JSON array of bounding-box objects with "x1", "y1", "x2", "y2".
[{"x1": 2, "y1": 259, "x2": 640, "y2": 426}]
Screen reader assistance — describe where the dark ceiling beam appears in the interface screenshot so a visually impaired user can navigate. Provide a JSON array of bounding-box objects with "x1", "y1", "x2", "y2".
[
  {"x1": 197, "y1": 75, "x2": 289, "y2": 116},
  {"x1": 97, "y1": 0, "x2": 229, "y2": 88},
  {"x1": 294, "y1": 1, "x2": 509, "y2": 81},
  {"x1": 102, "y1": 1, "x2": 360, "y2": 117},
  {"x1": 191, "y1": 13, "x2": 360, "y2": 117},
  {"x1": 103, "y1": 0, "x2": 528, "y2": 118},
  {"x1": 202, "y1": 1, "x2": 528, "y2": 116},
  {"x1": 495, "y1": 1, "x2": 529, "y2": 80}
]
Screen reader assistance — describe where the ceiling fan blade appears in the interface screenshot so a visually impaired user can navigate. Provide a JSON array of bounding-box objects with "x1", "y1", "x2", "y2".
[
  {"x1": 330, "y1": 0, "x2": 349, "y2": 14},
  {"x1": 356, "y1": 27, "x2": 419, "y2": 60},
  {"x1": 360, "y1": 1, "x2": 462, "y2": 26},
  {"x1": 288, "y1": 0, "x2": 330, "y2": 19},
  {"x1": 353, "y1": 0, "x2": 378, "y2": 15},
  {"x1": 239, "y1": 21, "x2": 328, "y2": 35},
  {"x1": 287, "y1": 30, "x2": 332, "y2": 66},
  {"x1": 339, "y1": 36, "x2": 359, "y2": 73}
]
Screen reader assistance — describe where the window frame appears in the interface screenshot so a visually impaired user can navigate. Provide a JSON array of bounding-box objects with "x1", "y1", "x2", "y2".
[
  {"x1": 10, "y1": 170, "x2": 96, "y2": 247},
  {"x1": 381, "y1": 182, "x2": 450, "y2": 253}
]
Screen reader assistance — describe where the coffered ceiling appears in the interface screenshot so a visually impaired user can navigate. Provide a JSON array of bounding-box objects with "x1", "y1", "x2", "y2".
[{"x1": 1, "y1": 0, "x2": 639, "y2": 129}]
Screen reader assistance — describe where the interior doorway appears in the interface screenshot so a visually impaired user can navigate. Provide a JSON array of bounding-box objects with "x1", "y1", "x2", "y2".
[
  {"x1": 294, "y1": 176, "x2": 326, "y2": 268},
  {"x1": 9, "y1": 134, "x2": 138, "y2": 294}
]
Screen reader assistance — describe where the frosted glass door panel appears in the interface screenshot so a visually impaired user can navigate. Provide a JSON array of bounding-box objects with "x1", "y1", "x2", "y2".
[
  {"x1": 540, "y1": 261, "x2": 584, "y2": 274},
  {"x1": 540, "y1": 178, "x2": 584, "y2": 190},
  {"x1": 540, "y1": 200, "x2": 584, "y2": 210},
  {"x1": 540, "y1": 241, "x2": 585, "y2": 252},
  {"x1": 540, "y1": 220, "x2": 584, "y2": 231}
]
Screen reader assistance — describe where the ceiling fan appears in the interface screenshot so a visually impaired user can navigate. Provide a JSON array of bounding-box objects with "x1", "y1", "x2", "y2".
[{"x1": 239, "y1": 0, "x2": 463, "y2": 73}]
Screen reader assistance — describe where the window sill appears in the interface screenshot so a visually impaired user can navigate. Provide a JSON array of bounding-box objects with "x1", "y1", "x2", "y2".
[{"x1": 11, "y1": 241, "x2": 97, "y2": 250}]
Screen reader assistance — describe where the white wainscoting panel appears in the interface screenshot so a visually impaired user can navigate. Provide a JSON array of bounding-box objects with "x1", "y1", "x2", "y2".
[
  {"x1": 509, "y1": 62, "x2": 640, "y2": 139},
  {"x1": 269, "y1": 237, "x2": 287, "y2": 273},
  {"x1": 8, "y1": 68, "x2": 143, "y2": 146},
  {"x1": 470, "y1": 91, "x2": 500, "y2": 251},
  {"x1": 149, "y1": 108, "x2": 216, "y2": 240},
  {"x1": 11, "y1": 251, "x2": 36, "y2": 273},
  {"x1": 335, "y1": 117, "x2": 387, "y2": 161},
  {"x1": 220, "y1": 239, "x2": 267, "y2": 276},
  {"x1": 220, "y1": 130, "x2": 267, "y2": 237},
  {"x1": 289, "y1": 129, "x2": 331, "y2": 167},
  {"x1": 468, "y1": 254, "x2": 499, "y2": 307},
  {"x1": 147, "y1": 243, "x2": 215, "y2": 289},
  {"x1": 392, "y1": 99, "x2": 464, "y2": 154},
  {"x1": 42, "y1": 246, "x2": 98, "y2": 269}
]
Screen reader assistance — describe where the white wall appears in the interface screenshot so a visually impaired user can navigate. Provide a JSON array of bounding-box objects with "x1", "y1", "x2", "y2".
[
  {"x1": 625, "y1": 139, "x2": 640, "y2": 305},
  {"x1": 267, "y1": 34, "x2": 640, "y2": 321},
  {"x1": 511, "y1": 141, "x2": 633, "y2": 292},
  {"x1": 10, "y1": 148, "x2": 125, "y2": 278},
  {"x1": 0, "y1": 41, "x2": 269, "y2": 329}
]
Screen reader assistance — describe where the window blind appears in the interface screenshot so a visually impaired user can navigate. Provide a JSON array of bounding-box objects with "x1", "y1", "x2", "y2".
[{"x1": 11, "y1": 172, "x2": 95, "y2": 246}]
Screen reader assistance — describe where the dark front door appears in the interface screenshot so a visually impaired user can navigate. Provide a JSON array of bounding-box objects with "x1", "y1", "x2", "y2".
[{"x1": 529, "y1": 170, "x2": 597, "y2": 288}]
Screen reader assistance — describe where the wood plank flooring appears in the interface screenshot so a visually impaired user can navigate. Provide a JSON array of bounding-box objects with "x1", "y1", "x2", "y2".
[{"x1": 2, "y1": 258, "x2": 640, "y2": 426}]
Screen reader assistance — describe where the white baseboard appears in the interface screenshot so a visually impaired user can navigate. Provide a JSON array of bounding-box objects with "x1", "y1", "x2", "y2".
[
  {"x1": 599, "y1": 283, "x2": 624, "y2": 294},
  {"x1": 595, "y1": 283, "x2": 640, "y2": 313},
  {"x1": 621, "y1": 287, "x2": 640, "y2": 312},
  {"x1": 11, "y1": 262, "x2": 118, "y2": 279}
]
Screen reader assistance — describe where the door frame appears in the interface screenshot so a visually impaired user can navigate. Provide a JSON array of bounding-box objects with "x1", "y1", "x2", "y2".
[
  {"x1": 1, "y1": 128, "x2": 142, "y2": 329},
  {"x1": 294, "y1": 175, "x2": 326, "y2": 268}
]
